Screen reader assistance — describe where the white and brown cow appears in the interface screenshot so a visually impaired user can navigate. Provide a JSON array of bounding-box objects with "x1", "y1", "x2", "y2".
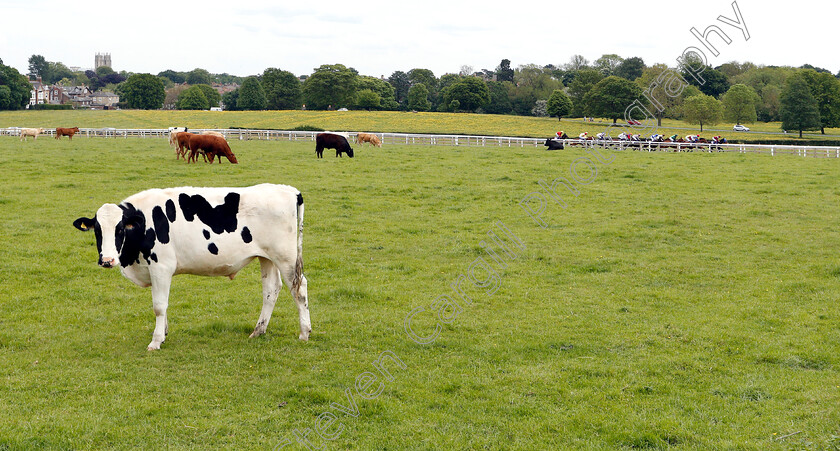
[{"x1": 74, "y1": 184, "x2": 310, "y2": 350}]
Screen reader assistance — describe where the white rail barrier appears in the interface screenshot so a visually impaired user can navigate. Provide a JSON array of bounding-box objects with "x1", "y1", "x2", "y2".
[{"x1": 2, "y1": 127, "x2": 839, "y2": 158}]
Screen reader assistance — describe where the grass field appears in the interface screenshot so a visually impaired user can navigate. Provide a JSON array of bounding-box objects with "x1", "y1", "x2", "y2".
[
  {"x1": 0, "y1": 133, "x2": 839, "y2": 450},
  {"x1": 2, "y1": 110, "x2": 839, "y2": 143}
]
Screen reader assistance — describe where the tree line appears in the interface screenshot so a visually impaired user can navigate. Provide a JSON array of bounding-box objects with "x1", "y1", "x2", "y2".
[{"x1": 2, "y1": 54, "x2": 839, "y2": 136}]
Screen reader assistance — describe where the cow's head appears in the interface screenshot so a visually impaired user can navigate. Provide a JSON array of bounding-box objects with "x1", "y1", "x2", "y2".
[
  {"x1": 74, "y1": 203, "x2": 151, "y2": 268},
  {"x1": 346, "y1": 146, "x2": 354, "y2": 158}
]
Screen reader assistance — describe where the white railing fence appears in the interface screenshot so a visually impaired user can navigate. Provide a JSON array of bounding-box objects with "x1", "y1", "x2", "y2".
[{"x1": 2, "y1": 127, "x2": 839, "y2": 158}]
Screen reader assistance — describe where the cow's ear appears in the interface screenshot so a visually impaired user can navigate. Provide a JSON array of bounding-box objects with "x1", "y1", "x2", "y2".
[
  {"x1": 74, "y1": 217, "x2": 96, "y2": 231},
  {"x1": 124, "y1": 214, "x2": 145, "y2": 232}
]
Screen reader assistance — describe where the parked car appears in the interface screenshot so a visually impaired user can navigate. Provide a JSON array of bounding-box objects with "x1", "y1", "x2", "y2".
[
  {"x1": 733, "y1": 124, "x2": 750, "y2": 132},
  {"x1": 627, "y1": 119, "x2": 642, "y2": 125}
]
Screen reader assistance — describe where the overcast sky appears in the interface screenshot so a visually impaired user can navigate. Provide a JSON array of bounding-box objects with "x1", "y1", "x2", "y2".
[{"x1": 0, "y1": 0, "x2": 835, "y2": 79}]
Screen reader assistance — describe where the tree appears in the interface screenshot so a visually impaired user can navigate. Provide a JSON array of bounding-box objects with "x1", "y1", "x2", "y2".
[
  {"x1": 302, "y1": 64, "x2": 358, "y2": 110},
  {"x1": 408, "y1": 68, "x2": 438, "y2": 107},
  {"x1": 262, "y1": 68, "x2": 302, "y2": 110},
  {"x1": 47, "y1": 62, "x2": 74, "y2": 84},
  {"x1": 565, "y1": 54, "x2": 590, "y2": 71},
  {"x1": 120, "y1": 73, "x2": 165, "y2": 109},
  {"x1": 0, "y1": 85, "x2": 10, "y2": 110},
  {"x1": 681, "y1": 61, "x2": 730, "y2": 97},
  {"x1": 408, "y1": 68, "x2": 437, "y2": 91},
  {"x1": 85, "y1": 70, "x2": 106, "y2": 91},
  {"x1": 615, "y1": 57, "x2": 645, "y2": 81},
  {"x1": 28, "y1": 54, "x2": 49, "y2": 79},
  {"x1": 407, "y1": 83, "x2": 431, "y2": 111},
  {"x1": 496, "y1": 59, "x2": 514, "y2": 82},
  {"x1": 799, "y1": 69, "x2": 840, "y2": 134},
  {"x1": 780, "y1": 73, "x2": 821, "y2": 138},
  {"x1": 193, "y1": 84, "x2": 221, "y2": 108},
  {"x1": 0, "y1": 62, "x2": 34, "y2": 110},
  {"x1": 355, "y1": 89, "x2": 381, "y2": 110},
  {"x1": 237, "y1": 76, "x2": 267, "y2": 110},
  {"x1": 222, "y1": 89, "x2": 240, "y2": 111},
  {"x1": 583, "y1": 76, "x2": 645, "y2": 123},
  {"x1": 176, "y1": 86, "x2": 210, "y2": 110},
  {"x1": 635, "y1": 64, "x2": 693, "y2": 126},
  {"x1": 546, "y1": 89, "x2": 573, "y2": 120},
  {"x1": 594, "y1": 54, "x2": 624, "y2": 77},
  {"x1": 357, "y1": 75, "x2": 395, "y2": 109},
  {"x1": 441, "y1": 77, "x2": 490, "y2": 112},
  {"x1": 485, "y1": 81, "x2": 513, "y2": 114},
  {"x1": 388, "y1": 71, "x2": 411, "y2": 107},
  {"x1": 721, "y1": 84, "x2": 760, "y2": 124},
  {"x1": 716, "y1": 61, "x2": 756, "y2": 79},
  {"x1": 531, "y1": 99, "x2": 548, "y2": 117},
  {"x1": 186, "y1": 68, "x2": 212, "y2": 85},
  {"x1": 682, "y1": 94, "x2": 724, "y2": 131},
  {"x1": 758, "y1": 84, "x2": 782, "y2": 122},
  {"x1": 158, "y1": 70, "x2": 186, "y2": 84},
  {"x1": 568, "y1": 69, "x2": 603, "y2": 117},
  {"x1": 514, "y1": 64, "x2": 563, "y2": 100}
]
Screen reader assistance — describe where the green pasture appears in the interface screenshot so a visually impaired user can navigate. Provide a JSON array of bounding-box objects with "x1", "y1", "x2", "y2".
[
  {"x1": 2, "y1": 110, "x2": 839, "y2": 143},
  {"x1": 0, "y1": 134, "x2": 839, "y2": 450}
]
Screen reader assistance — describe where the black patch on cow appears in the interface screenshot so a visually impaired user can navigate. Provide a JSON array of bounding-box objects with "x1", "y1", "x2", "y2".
[
  {"x1": 178, "y1": 192, "x2": 240, "y2": 235},
  {"x1": 241, "y1": 227, "x2": 252, "y2": 243},
  {"x1": 208, "y1": 243, "x2": 219, "y2": 255},
  {"x1": 203, "y1": 229, "x2": 211, "y2": 240},
  {"x1": 165, "y1": 199, "x2": 177, "y2": 222},
  {"x1": 297, "y1": 192, "x2": 303, "y2": 206},
  {"x1": 117, "y1": 203, "x2": 156, "y2": 268},
  {"x1": 152, "y1": 206, "x2": 170, "y2": 244},
  {"x1": 150, "y1": 253, "x2": 158, "y2": 262}
]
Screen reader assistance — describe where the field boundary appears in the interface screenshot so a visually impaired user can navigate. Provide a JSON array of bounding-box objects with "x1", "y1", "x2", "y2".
[{"x1": 3, "y1": 127, "x2": 839, "y2": 158}]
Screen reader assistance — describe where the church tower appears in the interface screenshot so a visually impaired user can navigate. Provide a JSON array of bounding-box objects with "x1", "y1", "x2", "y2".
[{"x1": 95, "y1": 53, "x2": 112, "y2": 69}]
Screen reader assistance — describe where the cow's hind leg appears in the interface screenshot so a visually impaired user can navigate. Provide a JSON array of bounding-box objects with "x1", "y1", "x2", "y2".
[
  {"x1": 279, "y1": 261, "x2": 310, "y2": 341},
  {"x1": 250, "y1": 257, "x2": 282, "y2": 338}
]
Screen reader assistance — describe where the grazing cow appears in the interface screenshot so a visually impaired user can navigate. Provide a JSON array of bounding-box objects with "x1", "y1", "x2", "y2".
[
  {"x1": 55, "y1": 127, "x2": 80, "y2": 140},
  {"x1": 73, "y1": 184, "x2": 310, "y2": 350},
  {"x1": 544, "y1": 138, "x2": 564, "y2": 150},
  {"x1": 356, "y1": 132, "x2": 382, "y2": 147},
  {"x1": 188, "y1": 134, "x2": 238, "y2": 164},
  {"x1": 20, "y1": 128, "x2": 45, "y2": 141},
  {"x1": 175, "y1": 132, "x2": 195, "y2": 160},
  {"x1": 315, "y1": 133, "x2": 354, "y2": 158},
  {"x1": 201, "y1": 130, "x2": 226, "y2": 139}
]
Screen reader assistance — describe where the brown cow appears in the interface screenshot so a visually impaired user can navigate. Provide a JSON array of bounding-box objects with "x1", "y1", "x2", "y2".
[
  {"x1": 55, "y1": 127, "x2": 80, "y2": 140},
  {"x1": 188, "y1": 134, "x2": 238, "y2": 164},
  {"x1": 175, "y1": 132, "x2": 195, "y2": 160},
  {"x1": 356, "y1": 132, "x2": 381, "y2": 147}
]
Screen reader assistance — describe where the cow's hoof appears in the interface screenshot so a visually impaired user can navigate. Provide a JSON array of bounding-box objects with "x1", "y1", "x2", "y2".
[
  {"x1": 299, "y1": 330, "x2": 311, "y2": 341},
  {"x1": 147, "y1": 344, "x2": 161, "y2": 351},
  {"x1": 249, "y1": 330, "x2": 264, "y2": 339}
]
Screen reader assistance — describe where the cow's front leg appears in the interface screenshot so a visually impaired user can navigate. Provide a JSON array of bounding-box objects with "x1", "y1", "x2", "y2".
[{"x1": 147, "y1": 273, "x2": 173, "y2": 351}]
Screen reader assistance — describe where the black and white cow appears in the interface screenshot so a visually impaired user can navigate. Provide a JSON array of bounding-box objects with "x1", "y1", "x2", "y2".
[{"x1": 73, "y1": 184, "x2": 310, "y2": 350}]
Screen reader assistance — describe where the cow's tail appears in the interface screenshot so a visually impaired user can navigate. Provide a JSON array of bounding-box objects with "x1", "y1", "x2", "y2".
[{"x1": 292, "y1": 192, "x2": 305, "y2": 292}]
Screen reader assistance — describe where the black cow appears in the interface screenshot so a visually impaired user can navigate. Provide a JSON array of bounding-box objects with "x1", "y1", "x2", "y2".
[
  {"x1": 543, "y1": 138, "x2": 564, "y2": 150},
  {"x1": 315, "y1": 133, "x2": 354, "y2": 158}
]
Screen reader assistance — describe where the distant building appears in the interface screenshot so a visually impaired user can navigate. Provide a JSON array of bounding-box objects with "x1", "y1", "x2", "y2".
[
  {"x1": 28, "y1": 77, "x2": 47, "y2": 106},
  {"x1": 38, "y1": 83, "x2": 120, "y2": 109},
  {"x1": 90, "y1": 91, "x2": 120, "y2": 108},
  {"x1": 95, "y1": 53, "x2": 111, "y2": 69}
]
